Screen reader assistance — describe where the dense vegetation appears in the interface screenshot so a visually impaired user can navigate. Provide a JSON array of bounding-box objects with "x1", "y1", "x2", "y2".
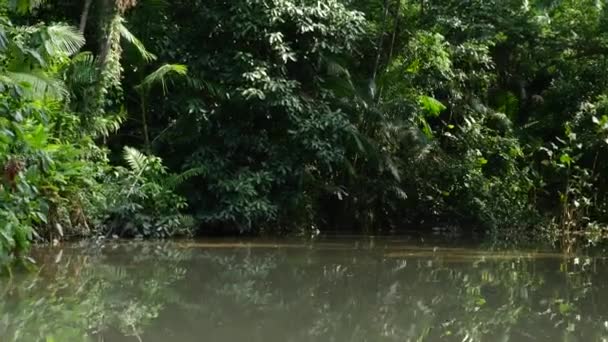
[{"x1": 3, "y1": 0, "x2": 608, "y2": 261}]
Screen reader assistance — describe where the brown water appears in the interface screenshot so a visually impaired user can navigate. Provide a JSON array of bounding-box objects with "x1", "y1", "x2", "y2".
[{"x1": 1, "y1": 237, "x2": 608, "y2": 342}]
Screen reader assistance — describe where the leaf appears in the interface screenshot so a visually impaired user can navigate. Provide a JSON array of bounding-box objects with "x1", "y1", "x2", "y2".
[
  {"x1": 559, "y1": 302, "x2": 572, "y2": 315},
  {"x1": 9, "y1": 0, "x2": 46, "y2": 14},
  {"x1": 162, "y1": 166, "x2": 207, "y2": 189},
  {"x1": 0, "y1": 25, "x2": 7, "y2": 51},
  {"x1": 406, "y1": 59, "x2": 420, "y2": 73},
  {"x1": 24, "y1": 124, "x2": 47, "y2": 148},
  {"x1": 117, "y1": 18, "x2": 157, "y2": 62},
  {"x1": 136, "y1": 64, "x2": 187, "y2": 94},
  {"x1": 55, "y1": 223, "x2": 63, "y2": 237},
  {"x1": 123, "y1": 146, "x2": 149, "y2": 173},
  {"x1": 24, "y1": 48, "x2": 46, "y2": 66},
  {"x1": 32, "y1": 211, "x2": 47, "y2": 224},
  {"x1": 559, "y1": 153, "x2": 572, "y2": 166},
  {"x1": 68, "y1": 52, "x2": 98, "y2": 86},
  {"x1": 420, "y1": 117, "x2": 434, "y2": 139},
  {"x1": 44, "y1": 23, "x2": 85, "y2": 56},
  {"x1": 5, "y1": 70, "x2": 68, "y2": 100},
  {"x1": 493, "y1": 90, "x2": 519, "y2": 119},
  {"x1": 0, "y1": 230, "x2": 15, "y2": 246},
  {"x1": 419, "y1": 95, "x2": 446, "y2": 117},
  {"x1": 385, "y1": 158, "x2": 401, "y2": 182}
]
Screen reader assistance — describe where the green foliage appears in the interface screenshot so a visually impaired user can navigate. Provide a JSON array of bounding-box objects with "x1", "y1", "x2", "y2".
[
  {"x1": 116, "y1": 17, "x2": 156, "y2": 62},
  {"x1": 0, "y1": 2, "x2": 190, "y2": 264},
  {"x1": 83, "y1": 0, "x2": 603, "y2": 243},
  {"x1": 419, "y1": 95, "x2": 446, "y2": 117},
  {"x1": 122, "y1": 0, "x2": 367, "y2": 232},
  {"x1": 100, "y1": 147, "x2": 193, "y2": 238},
  {"x1": 0, "y1": 9, "x2": 99, "y2": 262},
  {"x1": 4, "y1": 0, "x2": 608, "y2": 250},
  {"x1": 135, "y1": 63, "x2": 186, "y2": 94}
]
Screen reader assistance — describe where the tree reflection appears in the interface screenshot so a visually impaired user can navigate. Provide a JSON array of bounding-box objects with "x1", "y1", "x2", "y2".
[
  {"x1": 0, "y1": 241, "x2": 189, "y2": 342},
  {"x1": 161, "y1": 246, "x2": 608, "y2": 342},
  {"x1": 2, "y1": 242, "x2": 608, "y2": 342}
]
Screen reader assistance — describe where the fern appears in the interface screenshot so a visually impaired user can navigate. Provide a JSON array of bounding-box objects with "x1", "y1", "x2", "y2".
[
  {"x1": 162, "y1": 166, "x2": 207, "y2": 190},
  {"x1": 91, "y1": 113, "x2": 124, "y2": 137},
  {"x1": 123, "y1": 146, "x2": 149, "y2": 174}
]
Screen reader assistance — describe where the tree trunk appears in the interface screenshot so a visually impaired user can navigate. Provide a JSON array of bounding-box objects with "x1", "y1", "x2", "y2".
[
  {"x1": 140, "y1": 93, "x2": 151, "y2": 153},
  {"x1": 377, "y1": 0, "x2": 402, "y2": 103},
  {"x1": 386, "y1": 0, "x2": 402, "y2": 67},
  {"x1": 370, "y1": 0, "x2": 390, "y2": 94},
  {"x1": 98, "y1": 0, "x2": 116, "y2": 67},
  {"x1": 79, "y1": 0, "x2": 94, "y2": 34}
]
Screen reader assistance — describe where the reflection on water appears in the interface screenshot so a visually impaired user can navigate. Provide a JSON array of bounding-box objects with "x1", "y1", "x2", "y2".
[{"x1": 2, "y1": 237, "x2": 608, "y2": 342}]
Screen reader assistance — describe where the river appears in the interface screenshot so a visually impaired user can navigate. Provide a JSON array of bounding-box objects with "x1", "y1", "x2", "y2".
[{"x1": 1, "y1": 236, "x2": 608, "y2": 341}]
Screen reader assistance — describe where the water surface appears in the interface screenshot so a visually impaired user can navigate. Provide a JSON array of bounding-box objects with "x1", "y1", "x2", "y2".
[{"x1": 2, "y1": 237, "x2": 608, "y2": 341}]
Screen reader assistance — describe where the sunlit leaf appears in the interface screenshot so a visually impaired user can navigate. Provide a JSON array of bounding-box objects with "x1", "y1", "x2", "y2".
[
  {"x1": 117, "y1": 17, "x2": 156, "y2": 62},
  {"x1": 419, "y1": 95, "x2": 446, "y2": 117},
  {"x1": 136, "y1": 64, "x2": 187, "y2": 94}
]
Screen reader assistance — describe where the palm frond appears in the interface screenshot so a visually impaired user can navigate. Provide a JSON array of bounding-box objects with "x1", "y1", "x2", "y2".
[
  {"x1": 392, "y1": 185, "x2": 408, "y2": 200},
  {"x1": 347, "y1": 124, "x2": 378, "y2": 157},
  {"x1": 136, "y1": 64, "x2": 187, "y2": 94},
  {"x1": 163, "y1": 166, "x2": 207, "y2": 189},
  {"x1": 123, "y1": 146, "x2": 149, "y2": 173},
  {"x1": 116, "y1": 18, "x2": 156, "y2": 62},
  {"x1": 91, "y1": 112, "x2": 124, "y2": 137},
  {"x1": 322, "y1": 56, "x2": 356, "y2": 98},
  {"x1": 0, "y1": 25, "x2": 8, "y2": 51},
  {"x1": 44, "y1": 24, "x2": 85, "y2": 57},
  {"x1": 67, "y1": 52, "x2": 98, "y2": 86},
  {"x1": 23, "y1": 48, "x2": 46, "y2": 66},
  {"x1": 326, "y1": 59, "x2": 353, "y2": 83},
  {"x1": 384, "y1": 156, "x2": 401, "y2": 182},
  {"x1": 5, "y1": 70, "x2": 68, "y2": 99}
]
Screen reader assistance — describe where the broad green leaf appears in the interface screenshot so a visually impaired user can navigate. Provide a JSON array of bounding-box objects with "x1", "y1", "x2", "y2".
[
  {"x1": 419, "y1": 95, "x2": 446, "y2": 117},
  {"x1": 420, "y1": 117, "x2": 434, "y2": 138},
  {"x1": 559, "y1": 302, "x2": 572, "y2": 315}
]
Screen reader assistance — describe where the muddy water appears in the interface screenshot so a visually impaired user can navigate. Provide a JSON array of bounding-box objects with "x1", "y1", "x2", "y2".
[{"x1": 1, "y1": 237, "x2": 608, "y2": 341}]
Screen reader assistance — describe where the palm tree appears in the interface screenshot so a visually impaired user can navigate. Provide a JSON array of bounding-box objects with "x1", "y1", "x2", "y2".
[
  {"x1": 0, "y1": 18, "x2": 85, "y2": 100},
  {"x1": 135, "y1": 64, "x2": 187, "y2": 152}
]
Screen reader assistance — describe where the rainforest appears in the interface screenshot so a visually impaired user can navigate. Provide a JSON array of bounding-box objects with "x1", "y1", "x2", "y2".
[{"x1": 3, "y1": 0, "x2": 608, "y2": 263}]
